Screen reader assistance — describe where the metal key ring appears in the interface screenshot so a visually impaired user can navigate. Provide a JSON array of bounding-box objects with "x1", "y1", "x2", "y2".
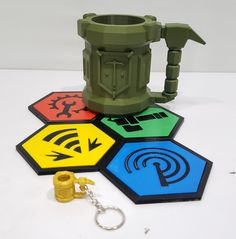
[{"x1": 95, "y1": 206, "x2": 125, "y2": 230}]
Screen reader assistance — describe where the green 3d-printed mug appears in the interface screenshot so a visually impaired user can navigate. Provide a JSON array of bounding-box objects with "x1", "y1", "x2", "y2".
[{"x1": 77, "y1": 13, "x2": 205, "y2": 115}]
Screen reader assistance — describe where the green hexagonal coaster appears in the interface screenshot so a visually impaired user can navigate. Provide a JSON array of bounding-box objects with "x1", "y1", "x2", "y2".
[{"x1": 100, "y1": 104, "x2": 183, "y2": 138}]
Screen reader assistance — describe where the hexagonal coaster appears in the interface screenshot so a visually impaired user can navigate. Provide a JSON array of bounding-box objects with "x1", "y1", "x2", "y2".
[
  {"x1": 101, "y1": 139, "x2": 212, "y2": 204},
  {"x1": 100, "y1": 104, "x2": 183, "y2": 138},
  {"x1": 16, "y1": 123, "x2": 115, "y2": 175},
  {"x1": 29, "y1": 92, "x2": 97, "y2": 123}
]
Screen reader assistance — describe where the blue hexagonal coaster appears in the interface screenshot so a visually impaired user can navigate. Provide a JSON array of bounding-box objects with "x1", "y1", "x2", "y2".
[{"x1": 101, "y1": 139, "x2": 212, "y2": 204}]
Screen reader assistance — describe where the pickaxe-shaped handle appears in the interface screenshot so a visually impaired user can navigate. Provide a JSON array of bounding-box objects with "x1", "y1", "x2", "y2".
[
  {"x1": 153, "y1": 24, "x2": 206, "y2": 103},
  {"x1": 74, "y1": 177, "x2": 95, "y2": 198}
]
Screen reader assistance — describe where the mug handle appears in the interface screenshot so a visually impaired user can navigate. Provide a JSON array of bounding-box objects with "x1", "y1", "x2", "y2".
[
  {"x1": 162, "y1": 48, "x2": 182, "y2": 100},
  {"x1": 149, "y1": 48, "x2": 181, "y2": 103},
  {"x1": 152, "y1": 23, "x2": 206, "y2": 103},
  {"x1": 74, "y1": 177, "x2": 95, "y2": 199}
]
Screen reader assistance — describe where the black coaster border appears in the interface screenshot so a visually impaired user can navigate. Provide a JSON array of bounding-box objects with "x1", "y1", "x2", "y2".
[
  {"x1": 99, "y1": 138, "x2": 213, "y2": 204},
  {"x1": 17, "y1": 90, "x2": 214, "y2": 204}
]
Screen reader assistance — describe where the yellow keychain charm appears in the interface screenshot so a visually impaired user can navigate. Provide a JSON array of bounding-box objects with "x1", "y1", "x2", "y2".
[
  {"x1": 53, "y1": 171, "x2": 125, "y2": 230},
  {"x1": 53, "y1": 171, "x2": 94, "y2": 202}
]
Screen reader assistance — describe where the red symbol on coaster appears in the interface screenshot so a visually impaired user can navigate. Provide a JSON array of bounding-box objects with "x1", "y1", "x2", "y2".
[{"x1": 30, "y1": 92, "x2": 97, "y2": 122}]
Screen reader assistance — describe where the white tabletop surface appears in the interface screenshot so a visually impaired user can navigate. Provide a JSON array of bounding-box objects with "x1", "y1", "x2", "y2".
[{"x1": 0, "y1": 70, "x2": 235, "y2": 239}]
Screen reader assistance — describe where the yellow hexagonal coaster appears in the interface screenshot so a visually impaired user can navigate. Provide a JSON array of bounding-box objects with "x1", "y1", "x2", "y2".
[{"x1": 17, "y1": 123, "x2": 115, "y2": 174}]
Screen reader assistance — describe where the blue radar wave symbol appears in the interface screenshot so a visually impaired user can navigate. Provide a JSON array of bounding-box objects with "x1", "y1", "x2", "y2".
[{"x1": 124, "y1": 148, "x2": 190, "y2": 186}]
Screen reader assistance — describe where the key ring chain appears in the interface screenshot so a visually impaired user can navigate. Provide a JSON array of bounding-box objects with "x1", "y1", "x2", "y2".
[
  {"x1": 84, "y1": 185, "x2": 126, "y2": 230},
  {"x1": 53, "y1": 171, "x2": 125, "y2": 231}
]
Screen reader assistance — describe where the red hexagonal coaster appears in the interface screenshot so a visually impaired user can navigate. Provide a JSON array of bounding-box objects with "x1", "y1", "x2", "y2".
[{"x1": 29, "y1": 92, "x2": 97, "y2": 123}]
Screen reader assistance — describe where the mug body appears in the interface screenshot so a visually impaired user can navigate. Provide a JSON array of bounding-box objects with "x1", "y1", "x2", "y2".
[
  {"x1": 53, "y1": 171, "x2": 76, "y2": 202},
  {"x1": 78, "y1": 14, "x2": 162, "y2": 115}
]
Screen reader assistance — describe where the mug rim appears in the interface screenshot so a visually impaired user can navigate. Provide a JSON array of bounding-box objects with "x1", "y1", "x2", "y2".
[{"x1": 91, "y1": 14, "x2": 146, "y2": 26}]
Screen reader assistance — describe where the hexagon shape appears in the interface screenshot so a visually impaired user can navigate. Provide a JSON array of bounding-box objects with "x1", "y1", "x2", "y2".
[
  {"x1": 101, "y1": 139, "x2": 212, "y2": 204},
  {"x1": 29, "y1": 92, "x2": 97, "y2": 123},
  {"x1": 100, "y1": 104, "x2": 183, "y2": 138},
  {"x1": 17, "y1": 123, "x2": 115, "y2": 175}
]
